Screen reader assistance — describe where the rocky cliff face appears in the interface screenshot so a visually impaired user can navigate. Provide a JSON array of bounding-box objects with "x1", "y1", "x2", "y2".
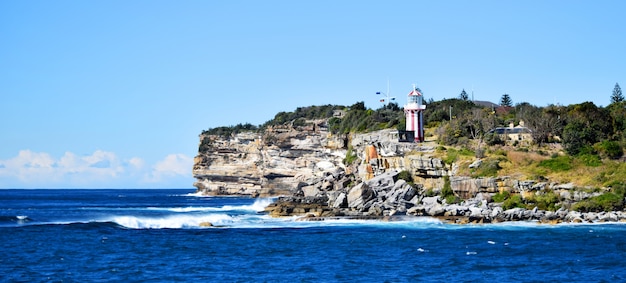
[
  {"x1": 193, "y1": 125, "x2": 349, "y2": 197},
  {"x1": 192, "y1": 124, "x2": 448, "y2": 197}
]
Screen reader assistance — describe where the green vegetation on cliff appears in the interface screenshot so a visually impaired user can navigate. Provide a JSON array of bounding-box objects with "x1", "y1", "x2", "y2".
[
  {"x1": 201, "y1": 101, "x2": 406, "y2": 138},
  {"x1": 199, "y1": 88, "x2": 626, "y2": 213}
]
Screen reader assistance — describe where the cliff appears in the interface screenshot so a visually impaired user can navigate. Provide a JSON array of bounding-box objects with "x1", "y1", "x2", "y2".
[
  {"x1": 194, "y1": 119, "x2": 626, "y2": 224},
  {"x1": 193, "y1": 122, "x2": 447, "y2": 197},
  {"x1": 193, "y1": 123, "x2": 348, "y2": 197}
]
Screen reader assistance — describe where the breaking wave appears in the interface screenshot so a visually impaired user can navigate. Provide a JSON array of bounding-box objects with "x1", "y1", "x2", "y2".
[
  {"x1": 151, "y1": 198, "x2": 275, "y2": 213},
  {"x1": 111, "y1": 213, "x2": 240, "y2": 229}
]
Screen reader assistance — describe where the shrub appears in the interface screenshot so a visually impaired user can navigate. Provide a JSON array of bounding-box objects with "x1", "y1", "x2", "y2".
[
  {"x1": 292, "y1": 118, "x2": 307, "y2": 127},
  {"x1": 397, "y1": 170, "x2": 414, "y2": 184},
  {"x1": 445, "y1": 194, "x2": 460, "y2": 204},
  {"x1": 441, "y1": 176, "x2": 460, "y2": 204},
  {"x1": 538, "y1": 155, "x2": 573, "y2": 172},
  {"x1": 525, "y1": 190, "x2": 560, "y2": 211},
  {"x1": 572, "y1": 192, "x2": 624, "y2": 212},
  {"x1": 425, "y1": 188, "x2": 436, "y2": 197},
  {"x1": 502, "y1": 194, "x2": 524, "y2": 210},
  {"x1": 198, "y1": 136, "x2": 214, "y2": 153},
  {"x1": 594, "y1": 141, "x2": 623, "y2": 159},
  {"x1": 343, "y1": 146, "x2": 358, "y2": 165},
  {"x1": 492, "y1": 191, "x2": 511, "y2": 203},
  {"x1": 492, "y1": 191, "x2": 524, "y2": 210},
  {"x1": 485, "y1": 132, "x2": 505, "y2": 146}
]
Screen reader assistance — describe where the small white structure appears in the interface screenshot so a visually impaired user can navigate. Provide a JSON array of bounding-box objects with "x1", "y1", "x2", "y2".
[{"x1": 404, "y1": 85, "x2": 426, "y2": 142}]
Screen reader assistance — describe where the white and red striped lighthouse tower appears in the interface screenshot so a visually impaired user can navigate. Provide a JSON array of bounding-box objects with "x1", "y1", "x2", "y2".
[{"x1": 404, "y1": 85, "x2": 426, "y2": 142}]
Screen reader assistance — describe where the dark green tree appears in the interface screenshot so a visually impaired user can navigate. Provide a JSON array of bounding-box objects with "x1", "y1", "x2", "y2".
[
  {"x1": 459, "y1": 89, "x2": 468, "y2": 100},
  {"x1": 500, "y1": 93, "x2": 512, "y2": 107},
  {"x1": 608, "y1": 101, "x2": 626, "y2": 140},
  {"x1": 561, "y1": 102, "x2": 612, "y2": 155},
  {"x1": 350, "y1": 101, "x2": 366, "y2": 111},
  {"x1": 611, "y1": 83, "x2": 624, "y2": 104}
]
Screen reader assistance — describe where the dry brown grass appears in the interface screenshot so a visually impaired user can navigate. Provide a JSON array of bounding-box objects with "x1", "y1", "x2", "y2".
[
  {"x1": 507, "y1": 151, "x2": 547, "y2": 165},
  {"x1": 424, "y1": 137, "x2": 626, "y2": 188}
]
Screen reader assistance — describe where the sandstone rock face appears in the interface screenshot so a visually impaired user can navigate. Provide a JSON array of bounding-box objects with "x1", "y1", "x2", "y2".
[
  {"x1": 193, "y1": 128, "x2": 348, "y2": 196},
  {"x1": 193, "y1": 127, "x2": 446, "y2": 197}
]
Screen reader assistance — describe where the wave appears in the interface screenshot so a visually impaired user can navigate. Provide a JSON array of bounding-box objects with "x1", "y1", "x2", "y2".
[
  {"x1": 111, "y1": 213, "x2": 242, "y2": 229},
  {"x1": 147, "y1": 198, "x2": 275, "y2": 213},
  {"x1": 6, "y1": 210, "x2": 626, "y2": 230},
  {"x1": 0, "y1": 215, "x2": 31, "y2": 223},
  {"x1": 181, "y1": 192, "x2": 211, "y2": 197},
  {"x1": 222, "y1": 198, "x2": 274, "y2": 212}
]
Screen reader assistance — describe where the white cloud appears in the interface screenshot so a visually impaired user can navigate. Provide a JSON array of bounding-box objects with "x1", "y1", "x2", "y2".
[
  {"x1": 0, "y1": 150, "x2": 57, "y2": 183},
  {"x1": 144, "y1": 154, "x2": 193, "y2": 183},
  {"x1": 55, "y1": 150, "x2": 123, "y2": 177},
  {"x1": 128, "y1": 157, "x2": 145, "y2": 169},
  {"x1": 0, "y1": 150, "x2": 193, "y2": 188}
]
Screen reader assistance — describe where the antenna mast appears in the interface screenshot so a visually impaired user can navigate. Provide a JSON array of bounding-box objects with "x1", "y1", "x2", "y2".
[{"x1": 376, "y1": 78, "x2": 395, "y2": 104}]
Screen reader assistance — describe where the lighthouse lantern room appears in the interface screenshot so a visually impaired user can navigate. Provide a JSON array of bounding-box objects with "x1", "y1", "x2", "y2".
[{"x1": 403, "y1": 85, "x2": 426, "y2": 142}]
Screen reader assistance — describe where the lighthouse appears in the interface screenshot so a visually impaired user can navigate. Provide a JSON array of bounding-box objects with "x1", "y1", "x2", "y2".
[{"x1": 404, "y1": 85, "x2": 426, "y2": 142}]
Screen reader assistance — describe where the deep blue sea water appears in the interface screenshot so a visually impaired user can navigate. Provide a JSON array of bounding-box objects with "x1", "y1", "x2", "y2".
[{"x1": 1, "y1": 189, "x2": 625, "y2": 282}]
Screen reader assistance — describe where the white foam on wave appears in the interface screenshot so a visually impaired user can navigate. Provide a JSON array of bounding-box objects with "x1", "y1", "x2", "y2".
[
  {"x1": 111, "y1": 213, "x2": 239, "y2": 229},
  {"x1": 147, "y1": 206, "x2": 222, "y2": 212},
  {"x1": 146, "y1": 198, "x2": 275, "y2": 213},
  {"x1": 223, "y1": 198, "x2": 274, "y2": 212},
  {"x1": 109, "y1": 213, "x2": 388, "y2": 230},
  {"x1": 181, "y1": 192, "x2": 212, "y2": 197}
]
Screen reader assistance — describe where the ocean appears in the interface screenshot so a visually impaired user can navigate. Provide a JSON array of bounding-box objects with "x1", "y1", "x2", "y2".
[{"x1": 1, "y1": 189, "x2": 625, "y2": 282}]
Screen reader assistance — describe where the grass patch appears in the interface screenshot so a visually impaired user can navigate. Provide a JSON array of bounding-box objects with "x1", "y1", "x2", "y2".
[
  {"x1": 472, "y1": 158, "x2": 503, "y2": 177},
  {"x1": 458, "y1": 147, "x2": 475, "y2": 156},
  {"x1": 577, "y1": 154, "x2": 602, "y2": 167},
  {"x1": 442, "y1": 148, "x2": 459, "y2": 165},
  {"x1": 538, "y1": 155, "x2": 573, "y2": 172},
  {"x1": 507, "y1": 151, "x2": 546, "y2": 166}
]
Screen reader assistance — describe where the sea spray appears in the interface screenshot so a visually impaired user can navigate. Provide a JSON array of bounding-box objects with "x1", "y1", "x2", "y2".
[{"x1": 111, "y1": 213, "x2": 236, "y2": 229}]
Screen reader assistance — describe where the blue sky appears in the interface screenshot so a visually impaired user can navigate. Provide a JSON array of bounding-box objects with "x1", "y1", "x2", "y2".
[{"x1": 1, "y1": 1, "x2": 625, "y2": 188}]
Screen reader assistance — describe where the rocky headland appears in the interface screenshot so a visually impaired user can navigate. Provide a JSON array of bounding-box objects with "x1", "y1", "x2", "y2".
[{"x1": 193, "y1": 120, "x2": 626, "y2": 224}]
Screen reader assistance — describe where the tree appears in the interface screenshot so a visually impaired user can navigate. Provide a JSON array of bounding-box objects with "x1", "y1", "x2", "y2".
[
  {"x1": 611, "y1": 83, "x2": 624, "y2": 104},
  {"x1": 562, "y1": 102, "x2": 612, "y2": 155},
  {"x1": 350, "y1": 101, "x2": 366, "y2": 111},
  {"x1": 527, "y1": 104, "x2": 564, "y2": 144},
  {"x1": 500, "y1": 93, "x2": 512, "y2": 107},
  {"x1": 459, "y1": 89, "x2": 468, "y2": 100}
]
